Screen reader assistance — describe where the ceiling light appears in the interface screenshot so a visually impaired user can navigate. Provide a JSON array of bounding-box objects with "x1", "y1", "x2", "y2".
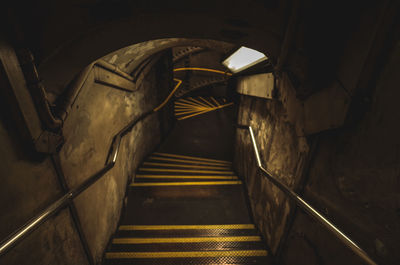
[{"x1": 222, "y1": 46, "x2": 268, "y2": 73}]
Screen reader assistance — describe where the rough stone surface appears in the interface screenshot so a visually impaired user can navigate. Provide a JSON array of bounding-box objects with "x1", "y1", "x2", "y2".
[
  {"x1": 0, "y1": 209, "x2": 89, "y2": 265},
  {"x1": 0, "y1": 115, "x2": 62, "y2": 240},
  {"x1": 234, "y1": 95, "x2": 309, "y2": 254},
  {"x1": 237, "y1": 73, "x2": 275, "y2": 99},
  {"x1": 59, "y1": 51, "x2": 173, "y2": 263}
]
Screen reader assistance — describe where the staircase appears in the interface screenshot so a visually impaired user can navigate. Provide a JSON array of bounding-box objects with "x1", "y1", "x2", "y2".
[{"x1": 103, "y1": 152, "x2": 270, "y2": 264}]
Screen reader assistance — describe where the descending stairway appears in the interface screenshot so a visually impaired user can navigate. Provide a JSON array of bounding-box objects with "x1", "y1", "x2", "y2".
[{"x1": 103, "y1": 152, "x2": 270, "y2": 265}]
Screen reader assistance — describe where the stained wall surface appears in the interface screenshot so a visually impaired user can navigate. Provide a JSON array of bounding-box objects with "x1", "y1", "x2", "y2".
[
  {"x1": 0, "y1": 49, "x2": 173, "y2": 264},
  {"x1": 234, "y1": 93, "x2": 309, "y2": 253},
  {"x1": 59, "y1": 51, "x2": 173, "y2": 263},
  {"x1": 234, "y1": 24, "x2": 399, "y2": 265}
]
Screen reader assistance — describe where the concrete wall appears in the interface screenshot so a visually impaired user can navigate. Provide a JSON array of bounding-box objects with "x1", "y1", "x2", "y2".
[
  {"x1": 280, "y1": 39, "x2": 400, "y2": 265},
  {"x1": 60, "y1": 51, "x2": 173, "y2": 263},
  {"x1": 234, "y1": 94, "x2": 309, "y2": 253},
  {"x1": 234, "y1": 8, "x2": 399, "y2": 264},
  {"x1": 0, "y1": 50, "x2": 173, "y2": 264},
  {"x1": 0, "y1": 106, "x2": 88, "y2": 264}
]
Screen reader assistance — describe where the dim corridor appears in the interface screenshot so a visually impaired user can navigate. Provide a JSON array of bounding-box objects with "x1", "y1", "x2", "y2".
[{"x1": 102, "y1": 107, "x2": 271, "y2": 264}]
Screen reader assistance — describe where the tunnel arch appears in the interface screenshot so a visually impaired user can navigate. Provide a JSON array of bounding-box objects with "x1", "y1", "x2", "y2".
[
  {"x1": 99, "y1": 38, "x2": 235, "y2": 75},
  {"x1": 28, "y1": 4, "x2": 288, "y2": 97}
]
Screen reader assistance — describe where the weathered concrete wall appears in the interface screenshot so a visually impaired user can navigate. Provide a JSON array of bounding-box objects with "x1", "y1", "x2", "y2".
[
  {"x1": 0, "y1": 123, "x2": 62, "y2": 241},
  {"x1": 234, "y1": 6, "x2": 399, "y2": 262},
  {"x1": 234, "y1": 94, "x2": 309, "y2": 254},
  {"x1": 280, "y1": 40, "x2": 400, "y2": 265},
  {"x1": 59, "y1": 51, "x2": 173, "y2": 263},
  {"x1": 0, "y1": 41, "x2": 88, "y2": 264},
  {"x1": 0, "y1": 48, "x2": 173, "y2": 264},
  {"x1": 0, "y1": 118, "x2": 88, "y2": 265},
  {"x1": 0, "y1": 209, "x2": 89, "y2": 265}
]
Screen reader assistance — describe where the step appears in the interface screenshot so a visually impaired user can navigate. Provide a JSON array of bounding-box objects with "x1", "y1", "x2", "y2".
[
  {"x1": 135, "y1": 175, "x2": 239, "y2": 180},
  {"x1": 152, "y1": 152, "x2": 232, "y2": 165},
  {"x1": 133, "y1": 177, "x2": 239, "y2": 183},
  {"x1": 104, "y1": 254, "x2": 269, "y2": 265},
  {"x1": 108, "y1": 240, "x2": 266, "y2": 252},
  {"x1": 141, "y1": 162, "x2": 232, "y2": 170},
  {"x1": 130, "y1": 181, "x2": 242, "y2": 187},
  {"x1": 115, "y1": 225, "x2": 259, "y2": 238},
  {"x1": 137, "y1": 168, "x2": 235, "y2": 175},
  {"x1": 147, "y1": 156, "x2": 232, "y2": 167}
]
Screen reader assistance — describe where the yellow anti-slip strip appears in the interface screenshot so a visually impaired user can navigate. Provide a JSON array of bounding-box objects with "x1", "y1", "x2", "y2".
[
  {"x1": 175, "y1": 109, "x2": 210, "y2": 116},
  {"x1": 106, "y1": 250, "x2": 267, "y2": 259},
  {"x1": 153, "y1": 152, "x2": 232, "y2": 164},
  {"x1": 113, "y1": 236, "x2": 261, "y2": 244},
  {"x1": 136, "y1": 175, "x2": 238, "y2": 180},
  {"x1": 148, "y1": 156, "x2": 230, "y2": 166},
  {"x1": 119, "y1": 224, "x2": 255, "y2": 230},
  {"x1": 139, "y1": 168, "x2": 234, "y2": 174},
  {"x1": 142, "y1": 162, "x2": 231, "y2": 170},
  {"x1": 177, "y1": 103, "x2": 234, "y2": 121},
  {"x1": 130, "y1": 181, "x2": 242, "y2": 187}
]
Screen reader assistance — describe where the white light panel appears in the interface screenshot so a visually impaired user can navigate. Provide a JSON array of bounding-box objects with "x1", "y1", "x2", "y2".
[{"x1": 222, "y1": 46, "x2": 268, "y2": 73}]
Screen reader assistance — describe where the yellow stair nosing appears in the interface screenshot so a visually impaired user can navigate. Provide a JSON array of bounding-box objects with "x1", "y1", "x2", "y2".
[
  {"x1": 142, "y1": 162, "x2": 231, "y2": 170},
  {"x1": 112, "y1": 236, "x2": 261, "y2": 244},
  {"x1": 148, "y1": 156, "x2": 230, "y2": 166},
  {"x1": 135, "y1": 175, "x2": 238, "y2": 180},
  {"x1": 138, "y1": 168, "x2": 234, "y2": 174},
  {"x1": 119, "y1": 224, "x2": 255, "y2": 230},
  {"x1": 130, "y1": 181, "x2": 242, "y2": 187},
  {"x1": 152, "y1": 152, "x2": 232, "y2": 164},
  {"x1": 105, "y1": 250, "x2": 268, "y2": 259}
]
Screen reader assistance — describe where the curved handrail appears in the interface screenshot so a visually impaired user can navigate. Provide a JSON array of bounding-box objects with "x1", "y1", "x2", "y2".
[
  {"x1": 236, "y1": 125, "x2": 378, "y2": 265},
  {"x1": 153, "y1": 78, "x2": 182, "y2": 111}
]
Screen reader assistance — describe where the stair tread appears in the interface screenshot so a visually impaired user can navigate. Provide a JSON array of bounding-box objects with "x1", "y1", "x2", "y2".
[
  {"x1": 104, "y1": 256, "x2": 270, "y2": 265},
  {"x1": 108, "y1": 241, "x2": 267, "y2": 252},
  {"x1": 115, "y1": 229, "x2": 260, "y2": 238}
]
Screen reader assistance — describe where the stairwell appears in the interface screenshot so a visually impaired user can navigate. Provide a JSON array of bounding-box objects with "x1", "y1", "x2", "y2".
[{"x1": 102, "y1": 102, "x2": 272, "y2": 265}]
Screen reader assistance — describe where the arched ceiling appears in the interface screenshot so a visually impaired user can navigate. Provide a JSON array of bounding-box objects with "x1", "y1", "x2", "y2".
[
  {"x1": 7, "y1": 0, "x2": 289, "y2": 95},
  {"x1": 6, "y1": 0, "x2": 393, "y2": 104},
  {"x1": 101, "y1": 38, "x2": 235, "y2": 75}
]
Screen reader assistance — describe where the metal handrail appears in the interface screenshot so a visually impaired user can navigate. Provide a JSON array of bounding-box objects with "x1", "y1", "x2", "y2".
[
  {"x1": 237, "y1": 125, "x2": 378, "y2": 265},
  {"x1": 0, "y1": 110, "x2": 155, "y2": 256},
  {"x1": 0, "y1": 113, "x2": 377, "y2": 265}
]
